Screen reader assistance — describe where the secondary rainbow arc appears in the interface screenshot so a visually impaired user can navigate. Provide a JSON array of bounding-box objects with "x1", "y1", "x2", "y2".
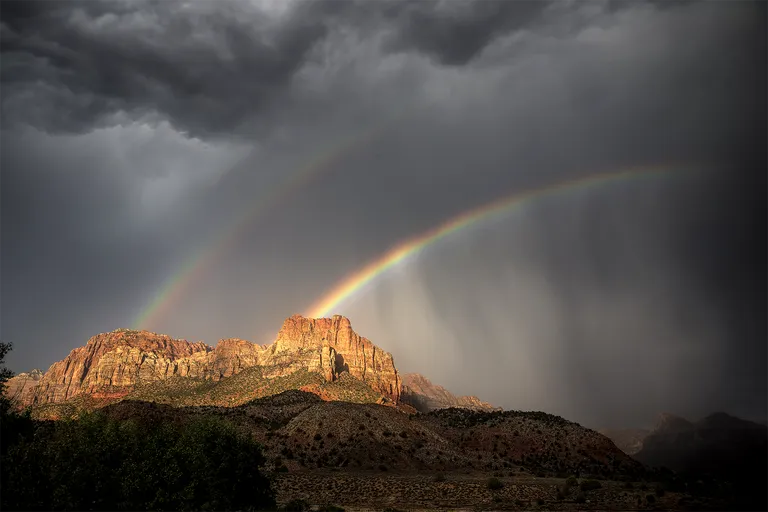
[{"x1": 132, "y1": 110, "x2": 411, "y2": 331}]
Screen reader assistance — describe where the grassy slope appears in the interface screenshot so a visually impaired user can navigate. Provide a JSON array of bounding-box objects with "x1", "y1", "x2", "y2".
[{"x1": 31, "y1": 367, "x2": 388, "y2": 419}]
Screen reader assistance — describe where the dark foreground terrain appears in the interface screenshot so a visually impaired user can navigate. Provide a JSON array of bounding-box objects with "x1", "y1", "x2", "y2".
[
  {"x1": 272, "y1": 471, "x2": 696, "y2": 511},
  {"x1": 2, "y1": 391, "x2": 756, "y2": 511},
  {"x1": 1, "y1": 326, "x2": 764, "y2": 511}
]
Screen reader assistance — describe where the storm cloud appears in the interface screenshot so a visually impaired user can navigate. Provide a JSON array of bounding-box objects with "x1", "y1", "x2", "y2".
[{"x1": 1, "y1": 0, "x2": 765, "y2": 428}]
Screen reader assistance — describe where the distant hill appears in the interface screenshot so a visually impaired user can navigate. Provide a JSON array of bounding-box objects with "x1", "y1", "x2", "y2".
[
  {"x1": 635, "y1": 412, "x2": 767, "y2": 475},
  {"x1": 598, "y1": 428, "x2": 650, "y2": 455}
]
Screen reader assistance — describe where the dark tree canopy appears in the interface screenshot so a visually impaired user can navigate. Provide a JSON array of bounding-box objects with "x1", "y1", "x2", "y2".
[{"x1": 0, "y1": 340, "x2": 274, "y2": 512}]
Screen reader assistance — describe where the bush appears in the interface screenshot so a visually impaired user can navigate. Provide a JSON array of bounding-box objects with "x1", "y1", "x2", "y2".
[
  {"x1": 1, "y1": 412, "x2": 275, "y2": 511},
  {"x1": 580, "y1": 479, "x2": 602, "y2": 492},
  {"x1": 433, "y1": 473, "x2": 447, "y2": 482},
  {"x1": 487, "y1": 477, "x2": 504, "y2": 490},
  {"x1": 283, "y1": 498, "x2": 310, "y2": 511},
  {"x1": 566, "y1": 475, "x2": 579, "y2": 488}
]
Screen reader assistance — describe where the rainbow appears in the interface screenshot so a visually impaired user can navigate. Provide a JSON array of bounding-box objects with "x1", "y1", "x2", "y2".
[
  {"x1": 132, "y1": 111, "x2": 410, "y2": 331},
  {"x1": 306, "y1": 164, "x2": 693, "y2": 318}
]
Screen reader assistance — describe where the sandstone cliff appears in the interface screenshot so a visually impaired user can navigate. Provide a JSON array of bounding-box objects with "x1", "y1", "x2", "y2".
[
  {"x1": 10, "y1": 315, "x2": 401, "y2": 408},
  {"x1": 30, "y1": 330, "x2": 212, "y2": 404},
  {"x1": 5, "y1": 369, "x2": 43, "y2": 406},
  {"x1": 401, "y1": 372, "x2": 499, "y2": 413},
  {"x1": 267, "y1": 315, "x2": 401, "y2": 402}
]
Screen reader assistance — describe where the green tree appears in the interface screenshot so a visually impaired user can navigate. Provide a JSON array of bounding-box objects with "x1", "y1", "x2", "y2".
[
  {"x1": 2, "y1": 411, "x2": 275, "y2": 511},
  {"x1": 0, "y1": 341, "x2": 15, "y2": 411}
]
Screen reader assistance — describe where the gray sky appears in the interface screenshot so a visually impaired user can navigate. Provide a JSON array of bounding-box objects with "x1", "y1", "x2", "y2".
[{"x1": 1, "y1": 0, "x2": 765, "y2": 428}]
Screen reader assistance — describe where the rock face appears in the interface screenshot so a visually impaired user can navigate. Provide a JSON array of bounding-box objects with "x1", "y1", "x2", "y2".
[
  {"x1": 401, "y1": 372, "x2": 499, "y2": 413},
  {"x1": 31, "y1": 330, "x2": 213, "y2": 404},
  {"x1": 9, "y1": 315, "x2": 401, "y2": 408},
  {"x1": 267, "y1": 315, "x2": 401, "y2": 402},
  {"x1": 5, "y1": 369, "x2": 43, "y2": 406}
]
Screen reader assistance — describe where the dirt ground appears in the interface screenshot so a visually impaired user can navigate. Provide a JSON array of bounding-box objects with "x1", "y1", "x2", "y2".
[{"x1": 272, "y1": 470, "x2": 693, "y2": 511}]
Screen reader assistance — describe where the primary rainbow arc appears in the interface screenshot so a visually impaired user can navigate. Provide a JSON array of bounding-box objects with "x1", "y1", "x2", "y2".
[{"x1": 306, "y1": 164, "x2": 692, "y2": 319}]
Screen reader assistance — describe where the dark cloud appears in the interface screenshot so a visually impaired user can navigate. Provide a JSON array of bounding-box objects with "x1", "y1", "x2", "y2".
[
  {"x1": 1, "y1": 0, "x2": 329, "y2": 138},
  {"x1": 381, "y1": 0, "x2": 552, "y2": 65}
]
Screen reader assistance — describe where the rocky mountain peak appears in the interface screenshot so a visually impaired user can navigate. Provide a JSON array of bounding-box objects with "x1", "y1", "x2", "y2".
[
  {"x1": 401, "y1": 372, "x2": 499, "y2": 412},
  {"x1": 272, "y1": 315, "x2": 400, "y2": 402},
  {"x1": 653, "y1": 412, "x2": 694, "y2": 434},
  {"x1": 6, "y1": 315, "x2": 402, "y2": 408}
]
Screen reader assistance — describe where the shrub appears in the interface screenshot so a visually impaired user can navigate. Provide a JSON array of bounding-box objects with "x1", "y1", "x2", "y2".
[
  {"x1": 283, "y1": 498, "x2": 310, "y2": 511},
  {"x1": 434, "y1": 473, "x2": 447, "y2": 482},
  {"x1": 580, "y1": 479, "x2": 602, "y2": 492},
  {"x1": 566, "y1": 475, "x2": 579, "y2": 488},
  {"x1": 487, "y1": 477, "x2": 504, "y2": 490}
]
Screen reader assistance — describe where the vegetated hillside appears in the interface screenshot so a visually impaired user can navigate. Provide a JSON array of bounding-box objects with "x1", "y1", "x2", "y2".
[
  {"x1": 130, "y1": 367, "x2": 391, "y2": 408},
  {"x1": 29, "y1": 369, "x2": 398, "y2": 421},
  {"x1": 93, "y1": 390, "x2": 644, "y2": 481},
  {"x1": 422, "y1": 408, "x2": 645, "y2": 479}
]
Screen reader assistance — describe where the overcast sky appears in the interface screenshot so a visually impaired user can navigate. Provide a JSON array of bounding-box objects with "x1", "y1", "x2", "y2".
[{"x1": 1, "y1": 0, "x2": 765, "y2": 428}]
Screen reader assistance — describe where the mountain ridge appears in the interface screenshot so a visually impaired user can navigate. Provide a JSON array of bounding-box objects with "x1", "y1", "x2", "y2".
[
  {"x1": 5, "y1": 315, "x2": 496, "y2": 416},
  {"x1": 401, "y1": 372, "x2": 499, "y2": 413}
]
